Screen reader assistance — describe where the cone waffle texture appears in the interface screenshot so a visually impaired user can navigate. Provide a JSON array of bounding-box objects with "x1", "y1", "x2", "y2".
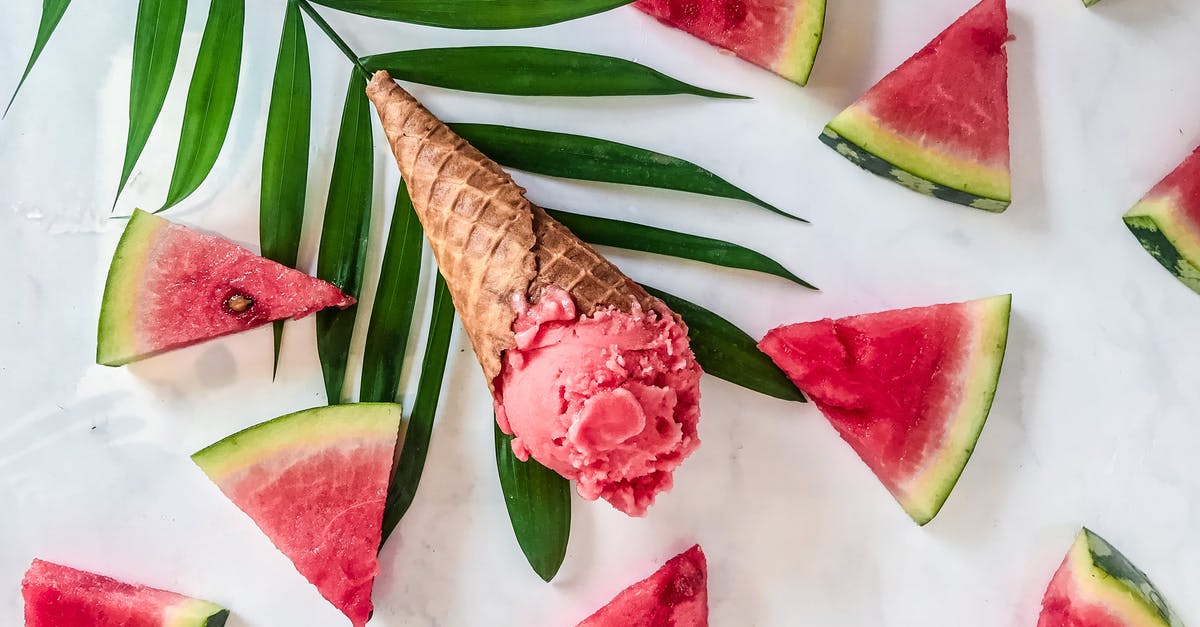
[{"x1": 366, "y1": 72, "x2": 660, "y2": 391}]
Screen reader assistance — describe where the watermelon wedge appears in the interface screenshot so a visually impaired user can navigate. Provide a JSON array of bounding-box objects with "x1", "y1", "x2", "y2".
[
  {"x1": 97, "y1": 209, "x2": 354, "y2": 367},
  {"x1": 1039, "y1": 528, "x2": 1183, "y2": 627},
  {"x1": 1123, "y1": 146, "x2": 1200, "y2": 297},
  {"x1": 758, "y1": 295, "x2": 1011, "y2": 524},
  {"x1": 635, "y1": 0, "x2": 827, "y2": 86},
  {"x1": 22, "y1": 559, "x2": 228, "y2": 627},
  {"x1": 577, "y1": 545, "x2": 708, "y2": 627},
  {"x1": 192, "y1": 404, "x2": 401, "y2": 627},
  {"x1": 820, "y1": 0, "x2": 1011, "y2": 211}
]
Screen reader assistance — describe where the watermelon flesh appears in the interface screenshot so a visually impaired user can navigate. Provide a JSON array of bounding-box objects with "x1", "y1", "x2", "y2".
[
  {"x1": 635, "y1": 0, "x2": 827, "y2": 86},
  {"x1": 577, "y1": 545, "x2": 708, "y2": 627},
  {"x1": 1039, "y1": 528, "x2": 1182, "y2": 627},
  {"x1": 758, "y1": 295, "x2": 1011, "y2": 524},
  {"x1": 1123, "y1": 146, "x2": 1200, "y2": 296},
  {"x1": 22, "y1": 559, "x2": 228, "y2": 627},
  {"x1": 821, "y1": 0, "x2": 1011, "y2": 211},
  {"x1": 192, "y1": 404, "x2": 402, "y2": 627},
  {"x1": 97, "y1": 209, "x2": 354, "y2": 366}
]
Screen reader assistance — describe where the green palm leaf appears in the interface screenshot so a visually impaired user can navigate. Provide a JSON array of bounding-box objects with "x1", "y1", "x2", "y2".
[
  {"x1": 495, "y1": 423, "x2": 571, "y2": 582},
  {"x1": 115, "y1": 0, "x2": 188, "y2": 206},
  {"x1": 316, "y1": 71, "x2": 374, "y2": 404},
  {"x1": 310, "y1": 0, "x2": 633, "y2": 29},
  {"x1": 546, "y1": 208, "x2": 815, "y2": 289},
  {"x1": 261, "y1": 0, "x2": 312, "y2": 377},
  {"x1": 5, "y1": 0, "x2": 73, "y2": 118},
  {"x1": 361, "y1": 47, "x2": 742, "y2": 99},
  {"x1": 643, "y1": 286, "x2": 806, "y2": 402},
  {"x1": 451, "y1": 123, "x2": 802, "y2": 222},
  {"x1": 158, "y1": 0, "x2": 245, "y2": 212},
  {"x1": 381, "y1": 274, "x2": 455, "y2": 544},
  {"x1": 361, "y1": 182, "x2": 425, "y2": 403}
]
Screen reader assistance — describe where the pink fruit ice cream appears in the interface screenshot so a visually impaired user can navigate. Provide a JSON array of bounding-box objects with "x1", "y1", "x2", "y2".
[{"x1": 493, "y1": 287, "x2": 702, "y2": 516}]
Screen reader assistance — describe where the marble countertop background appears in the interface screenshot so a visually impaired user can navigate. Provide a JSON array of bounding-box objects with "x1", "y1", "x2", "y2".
[{"x1": 2, "y1": 0, "x2": 1199, "y2": 625}]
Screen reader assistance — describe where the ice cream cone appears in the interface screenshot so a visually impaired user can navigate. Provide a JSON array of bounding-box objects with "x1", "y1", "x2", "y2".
[{"x1": 366, "y1": 71, "x2": 660, "y2": 391}]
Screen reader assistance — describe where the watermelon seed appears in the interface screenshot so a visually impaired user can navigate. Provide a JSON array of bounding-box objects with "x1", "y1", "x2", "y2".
[{"x1": 225, "y1": 294, "x2": 254, "y2": 313}]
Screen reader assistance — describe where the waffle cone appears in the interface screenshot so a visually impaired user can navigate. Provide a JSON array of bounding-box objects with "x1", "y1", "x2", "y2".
[{"x1": 366, "y1": 72, "x2": 659, "y2": 392}]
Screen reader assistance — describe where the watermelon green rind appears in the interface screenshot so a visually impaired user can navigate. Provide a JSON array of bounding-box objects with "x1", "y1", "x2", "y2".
[
  {"x1": 901, "y1": 294, "x2": 1011, "y2": 524},
  {"x1": 200, "y1": 609, "x2": 230, "y2": 627},
  {"x1": 97, "y1": 209, "x2": 168, "y2": 366},
  {"x1": 821, "y1": 118, "x2": 1010, "y2": 213},
  {"x1": 1046, "y1": 528, "x2": 1183, "y2": 627},
  {"x1": 1124, "y1": 199, "x2": 1200, "y2": 296},
  {"x1": 777, "y1": 0, "x2": 827, "y2": 86},
  {"x1": 191, "y1": 403, "x2": 401, "y2": 481}
]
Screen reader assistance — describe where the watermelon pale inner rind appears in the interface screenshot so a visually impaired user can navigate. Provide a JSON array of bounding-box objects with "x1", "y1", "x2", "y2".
[
  {"x1": 1124, "y1": 197, "x2": 1200, "y2": 296},
  {"x1": 822, "y1": 111, "x2": 1011, "y2": 212},
  {"x1": 1041, "y1": 529, "x2": 1181, "y2": 627},
  {"x1": 778, "y1": 0, "x2": 828, "y2": 86},
  {"x1": 169, "y1": 604, "x2": 230, "y2": 627},
  {"x1": 192, "y1": 403, "x2": 400, "y2": 482},
  {"x1": 899, "y1": 294, "x2": 1011, "y2": 524},
  {"x1": 97, "y1": 209, "x2": 168, "y2": 366}
]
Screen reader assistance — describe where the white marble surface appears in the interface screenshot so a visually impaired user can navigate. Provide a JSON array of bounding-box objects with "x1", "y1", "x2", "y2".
[{"x1": 3, "y1": 0, "x2": 1199, "y2": 625}]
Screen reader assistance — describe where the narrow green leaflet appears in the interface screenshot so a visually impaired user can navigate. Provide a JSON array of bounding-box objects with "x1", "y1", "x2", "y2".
[
  {"x1": 361, "y1": 47, "x2": 741, "y2": 99},
  {"x1": 4, "y1": 0, "x2": 73, "y2": 117},
  {"x1": 643, "y1": 286, "x2": 806, "y2": 402},
  {"x1": 296, "y1": 0, "x2": 370, "y2": 80},
  {"x1": 450, "y1": 123, "x2": 802, "y2": 222},
  {"x1": 381, "y1": 275, "x2": 455, "y2": 544},
  {"x1": 116, "y1": 0, "x2": 188, "y2": 205},
  {"x1": 546, "y1": 208, "x2": 815, "y2": 289},
  {"x1": 311, "y1": 0, "x2": 633, "y2": 29},
  {"x1": 495, "y1": 423, "x2": 571, "y2": 582},
  {"x1": 316, "y1": 72, "x2": 374, "y2": 404},
  {"x1": 361, "y1": 182, "x2": 424, "y2": 403},
  {"x1": 158, "y1": 0, "x2": 245, "y2": 212},
  {"x1": 262, "y1": 0, "x2": 312, "y2": 376}
]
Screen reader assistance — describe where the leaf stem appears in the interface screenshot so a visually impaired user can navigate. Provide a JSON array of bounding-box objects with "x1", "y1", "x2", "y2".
[{"x1": 295, "y1": 0, "x2": 370, "y2": 81}]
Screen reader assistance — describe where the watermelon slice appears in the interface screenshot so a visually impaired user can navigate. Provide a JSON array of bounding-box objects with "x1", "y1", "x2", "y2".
[
  {"x1": 820, "y1": 0, "x2": 1011, "y2": 211},
  {"x1": 635, "y1": 0, "x2": 827, "y2": 86},
  {"x1": 22, "y1": 559, "x2": 228, "y2": 626},
  {"x1": 577, "y1": 545, "x2": 708, "y2": 627},
  {"x1": 192, "y1": 404, "x2": 401, "y2": 627},
  {"x1": 1039, "y1": 528, "x2": 1183, "y2": 627},
  {"x1": 758, "y1": 295, "x2": 1011, "y2": 524},
  {"x1": 97, "y1": 209, "x2": 354, "y2": 366},
  {"x1": 1123, "y1": 146, "x2": 1200, "y2": 297}
]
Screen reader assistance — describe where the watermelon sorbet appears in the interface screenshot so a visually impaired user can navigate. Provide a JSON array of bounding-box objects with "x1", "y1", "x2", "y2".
[{"x1": 493, "y1": 287, "x2": 702, "y2": 516}]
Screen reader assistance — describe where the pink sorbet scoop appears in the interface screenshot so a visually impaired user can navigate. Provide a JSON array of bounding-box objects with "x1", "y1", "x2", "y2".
[{"x1": 493, "y1": 287, "x2": 702, "y2": 516}]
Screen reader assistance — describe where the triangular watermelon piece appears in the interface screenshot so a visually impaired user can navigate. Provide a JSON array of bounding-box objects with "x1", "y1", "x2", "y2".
[
  {"x1": 820, "y1": 0, "x2": 1011, "y2": 211},
  {"x1": 635, "y1": 0, "x2": 827, "y2": 86},
  {"x1": 1123, "y1": 146, "x2": 1200, "y2": 297},
  {"x1": 1039, "y1": 528, "x2": 1183, "y2": 627},
  {"x1": 758, "y1": 296, "x2": 1011, "y2": 524},
  {"x1": 576, "y1": 545, "x2": 708, "y2": 627},
  {"x1": 22, "y1": 559, "x2": 229, "y2": 626},
  {"x1": 192, "y1": 404, "x2": 402, "y2": 627},
  {"x1": 97, "y1": 209, "x2": 354, "y2": 366}
]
